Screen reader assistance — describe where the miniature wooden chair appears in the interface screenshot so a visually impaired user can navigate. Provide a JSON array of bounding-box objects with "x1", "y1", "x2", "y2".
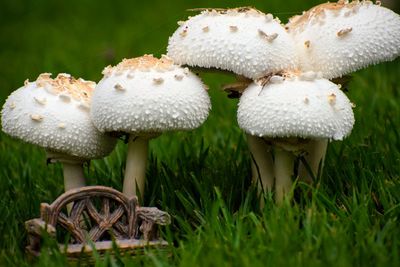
[{"x1": 25, "y1": 186, "x2": 171, "y2": 260}]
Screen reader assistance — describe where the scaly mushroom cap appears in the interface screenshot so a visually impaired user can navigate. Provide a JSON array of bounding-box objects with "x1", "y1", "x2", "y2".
[
  {"x1": 91, "y1": 55, "x2": 211, "y2": 134},
  {"x1": 167, "y1": 8, "x2": 297, "y2": 80},
  {"x1": 287, "y1": 0, "x2": 400, "y2": 79},
  {"x1": 1, "y1": 73, "x2": 117, "y2": 160},
  {"x1": 237, "y1": 72, "x2": 355, "y2": 140}
]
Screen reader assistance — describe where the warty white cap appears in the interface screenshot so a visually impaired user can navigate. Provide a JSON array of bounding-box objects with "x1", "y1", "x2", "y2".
[
  {"x1": 1, "y1": 73, "x2": 117, "y2": 160},
  {"x1": 91, "y1": 55, "x2": 211, "y2": 135},
  {"x1": 287, "y1": 1, "x2": 400, "y2": 79},
  {"x1": 167, "y1": 8, "x2": 297, "y2": 80},
  {"x1": 237, "y1": 72, "x2": 355, "y2": 140}
]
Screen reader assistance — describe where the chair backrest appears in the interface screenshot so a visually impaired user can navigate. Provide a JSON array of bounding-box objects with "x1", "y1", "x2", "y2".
[{"x1": 40, "y1": 186, "x2": 138, "y2": 243}]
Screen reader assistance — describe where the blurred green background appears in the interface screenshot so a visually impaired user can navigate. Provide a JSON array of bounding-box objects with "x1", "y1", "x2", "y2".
[
  {"x1": 0, "y1": 0, "x2": 398, "y2": 100},
  {"x1": 1, "y1": 0, "x2": 400, "y2": 266}
]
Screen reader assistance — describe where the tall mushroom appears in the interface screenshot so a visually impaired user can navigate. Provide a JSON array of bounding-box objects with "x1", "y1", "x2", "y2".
[
  {"x1": 90, "y1": 55, "x2": 211, "y2": 199},
  {"x1": 1, "y1": 73, "x2": 117, "y2": 191},
  {"x1": 286, "y1": 0, "x2": 400, "y2": 182},
  {"x1": 167, "y1": 7, "x2": 298, "y2": 195},
  {"x1": 237, "y1": 72, "x2": 355, "y2": 202}
]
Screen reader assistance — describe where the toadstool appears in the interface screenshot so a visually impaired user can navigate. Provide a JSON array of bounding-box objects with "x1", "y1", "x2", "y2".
[
  {"x1": 1, "y1": 73, "x2": 117, "y2": 191},
  {"x1": 237, "y1": 72, "x2": 355, "y2": 202},
  {"x1": 167, "y1": 7, "x2": 297, "y2": 80},
  {"x1": 285, "y1": 0, "x2": 400, "y2": 183},
  {"x1": 167, "y1": 7, "x2": 298, "y2": 196},
  {"x1": 286, "y1": 0, "x2": 400, "y2": 80},
  {"x1": 90, "y1": 55, "x2": 211, "y2": 199}
]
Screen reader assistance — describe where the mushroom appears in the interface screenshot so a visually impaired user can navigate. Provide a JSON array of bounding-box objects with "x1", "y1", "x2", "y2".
[
  {"x1": 285, "y1": 0, "x2": 400, "y2": 183},
  {"x1": 90, "y1": 55, "x2": 211, "y2": 199},
  {"x1": 167, "y1": 8, "x2": 298, "y2": 196},
  {"x1": 1, "y1": 73, "x2": 117, "y2": 191},
  {"x1": 286, "y1": 0, "x2": 400, "y2": 79},
  {"x1": 167, "y1": 7, "x2": 297, "y2": 80},
  {"x1": 237, "y1": 72, "x2": 355, "y2": 203}
]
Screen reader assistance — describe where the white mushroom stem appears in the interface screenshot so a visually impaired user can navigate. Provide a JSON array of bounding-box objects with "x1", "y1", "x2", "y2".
[
  {"x1": 247, "y1": 134, "x2": 274, "y2": 194},
  {"x1": 273, "y1": 147, "x2": 295, "y2": 204},
  {"x1": 298, "y1": 139, "x2": 329, "y2": 183},
  {"x1": 46, "y1": 151, "x2": 87, "y2": 192},
  {"x1": 62, "y1": 162, "x2": 85, "y2": 191},
  {"x1": 123, "y1": 135, "x2": 149, "y2": 199}
]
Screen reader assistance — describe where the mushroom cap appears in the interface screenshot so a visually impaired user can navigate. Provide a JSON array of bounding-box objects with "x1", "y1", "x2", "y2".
[
  {"x1": 287, "y1": 1, "x2": 400, "y2": 79},
  {"x1": 167, "y1": 8, "x2": 297, "y2": 80},
  {"x1": 237, "y1": 72, "x2": 355, "y2": 140},
  {"x1": 1, "y1": 73, "x2": 117, "y2": 160},
  {"x1": 90, "y1": 55, "x2": 211, "y2": 135}
]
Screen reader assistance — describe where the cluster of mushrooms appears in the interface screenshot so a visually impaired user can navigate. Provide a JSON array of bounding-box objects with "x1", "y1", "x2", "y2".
[{"x1": 2, "y1": 1, "x2": 400, "y2": 205}]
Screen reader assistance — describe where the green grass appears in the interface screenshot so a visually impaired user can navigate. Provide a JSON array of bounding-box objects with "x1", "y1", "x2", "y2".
[{"x1": 1, "y1": 0, "x2": 400, "y2": 266}]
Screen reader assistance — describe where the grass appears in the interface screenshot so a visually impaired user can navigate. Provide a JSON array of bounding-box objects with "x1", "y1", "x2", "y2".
[{"x1": 1, "y1": 0, "x2": 400, "y2": 266}]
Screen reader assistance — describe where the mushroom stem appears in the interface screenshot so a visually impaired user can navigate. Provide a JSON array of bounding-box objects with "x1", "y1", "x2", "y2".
[
  {"x1": 62, "y1": 162, "x2": 86, "y2": 191},
  {"x1": 123, "y1": 135, "x2": 149, "y2": 199},
  {"x1": 246, "y1": 134, "x2": 274, "y2": 196},
  {"x1": 298, "y1": 139, "x2": 328, "y2": 183},
  {"x1": 274, "y1": 147, "x2": 295, "y2": 204}
]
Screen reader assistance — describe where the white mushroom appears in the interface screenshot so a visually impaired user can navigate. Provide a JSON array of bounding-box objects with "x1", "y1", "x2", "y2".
[
  {"x1": 283, "y1": 0, "x2": 400, "y2": 187},
  {"x1": 91, "y1": 55, "x2": 211, "y2": 199},
  {"x1": 168, "y1": 8, "x2": 298, "y2": 198},
  {"x1": 287, "y1": 0, "x2": 400, "y2": 79},
  {"x1": 167, "y1": 8, "x2": 297, "y2": 80},
  {"x1": 237, "y1": 73, "x2": 355, "y2": 202},
  {"x1": 1, "y1": 73, "x2": 117, "y2": 192}
]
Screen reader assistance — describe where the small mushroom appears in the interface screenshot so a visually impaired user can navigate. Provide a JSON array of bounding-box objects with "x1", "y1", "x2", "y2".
[
  {"x1": 237, "y1": 73, "x2": 354, "y2": 203},
  {"x1": 91, "y1": 55, "x2": 211, "y2": 200},
  {"x1": 1, "y1": 73, "x2": 117, "y2": 192}
]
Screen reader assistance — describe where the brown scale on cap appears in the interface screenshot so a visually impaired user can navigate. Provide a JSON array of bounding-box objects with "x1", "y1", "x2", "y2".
[
  {"x1": 184, "y1": 7, "x2": 276, "y2": 25},
  {"x1": 103, "y1": 55, "x2": 175, "y2": 76},
  {"x1": 34, "y1": 73, "x2": 95, "y2": 103},
  {"x1": 280, "y1": 69, "x2": 303, "y2": 79},
  {"x1": 337, "y1": 27, "x2": 353, "y2": 36},
  {"x1": 287, "y1": 1, "x2": 369, "y2": 31},
  {"x1": 188, "y1": 6, "x2": 263, "y2": 16}
]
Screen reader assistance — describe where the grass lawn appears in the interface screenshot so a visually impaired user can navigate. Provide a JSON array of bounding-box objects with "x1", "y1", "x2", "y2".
[{"x1": 1, "y1": 0, "x2": 400, "y2": 266}]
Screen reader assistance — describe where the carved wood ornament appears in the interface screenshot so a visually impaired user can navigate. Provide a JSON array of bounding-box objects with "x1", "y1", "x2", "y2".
[{"x1": 25, "y1": 186, "x2": 171, "y2": 260}]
